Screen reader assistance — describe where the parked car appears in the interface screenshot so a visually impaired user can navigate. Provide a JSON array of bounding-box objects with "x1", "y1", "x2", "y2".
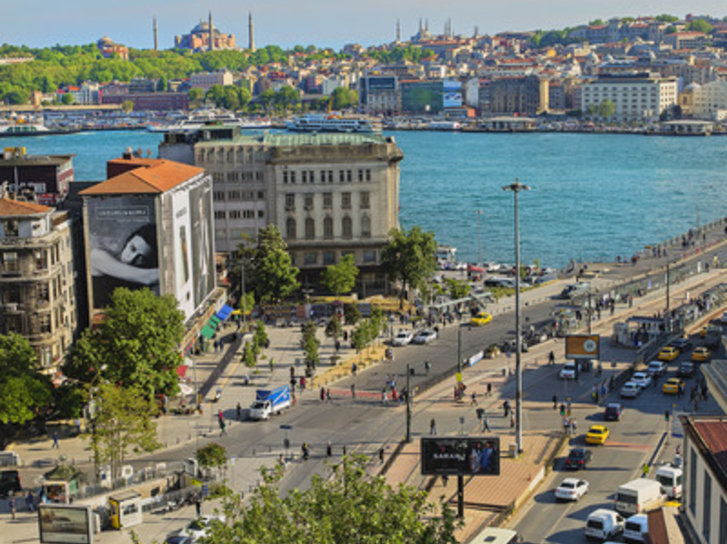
[
  {"x1": 657, "y1": 346, "x2": 679, "y2": 362},
  {"x1": 560, "y1": 361, "x2": 577, "y2": 380},
  {"x1": 646, "y1": 361, "x2": 666, "y2": 377},
  {"x1": 164, "y1": 536, "x2": 193, "y2": 544},
  {"x1": 555, "y1": 478, "x2": 589, "y2": 501},
  {"x1": 668, "y1": 337, "x2": 692, "y2": 350},
  {"x1": 604, "y1": 403, "x2": 622, "y2": 421},
  {"x1": 391, "y1": 329, "x2": 414, "y2": 347},
  {"x1": 558, "y1": 282, "x2": 591, "y2": 299},
  {"x1": 412, "y1": 329, "x2": 438, "y2": 345},
  {"x1": 620, "y1": 381, "x2": 641, "y2": 398},
  {"x1": 623, "y1": 514, "x2": 648, "y2": 543},
  {"x1": 691, "y1": 346, "x2": 711, "y2": 363},
  {"x1": 564, "y1": 448, "x2": 592, "y2": 470},
  {"x1": 631, "y1": 372, "x2": 652, "y2": 389},
  {"x1": 586, "y1": 425, "x2": 610, "y2": 445},
  {"x1": 0, "y1": 470, "x2": 21, "y2": 498},
  {"x1": 662, "y1": 377, "x2": 684, "y2": 395},
  {"x1": 471, "y1": 311, "x2": 493, "y2": 326},
  {"x1": 585, "y1": 509, "x2": 625, "y2": 541},
  {"x1": 177, "y1": 515, "x2": 226, "y2": 542},
  {"x1": 678, "y1": 362, "x2": 695, "y2": 378}
]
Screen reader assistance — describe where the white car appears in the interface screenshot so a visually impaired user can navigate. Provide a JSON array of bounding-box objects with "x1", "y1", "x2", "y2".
[
  {"x1": 620, "y1": 381, "x2": 641, "y2": 398},
  {"x1": 554, "y1": 478, "x2": 589, "y2": 501},
  {"x1": 178, "y1": 515, "x2": 226, "y2": 542},
  {"x1": 631, "y1": 372, "x2": 652, "y2": 389},
  {"x1": 391, "y1": 329, "x2": 414, "y2": 347},
  {"x1": 646, "y1": 360, "x2": 666, "y2": 377},
  {"x1": 412, "y1": 329, "x2": 438, "y2": 345},
  {"x1": 560, "y1": 362, "x2": 577, "y2": 380}
]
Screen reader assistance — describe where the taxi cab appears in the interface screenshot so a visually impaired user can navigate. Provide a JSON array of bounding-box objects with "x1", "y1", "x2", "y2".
[
  {"x1": 471, "y1": 311, "x2": 493, "y2": 326},
  {"x1": 585, "y1": 425, "x2": 610, "y2": 445},
  {"x1": 657, "y1": 346, "x2": 679, "y2": 362},
  {"x1": 662, "y1": 377, "x2": 684, "y2": 395},
  {"x1": 691, "y1": 346, "x2": 711, "y2": 363}
]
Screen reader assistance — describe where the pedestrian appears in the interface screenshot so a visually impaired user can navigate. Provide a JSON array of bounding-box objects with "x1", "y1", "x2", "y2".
[
  {"x1": 352, "y1": 362, "x2": 357, "y2": 376},
  {"x1": 381, "y1": 389, "x2": 388, "y2": 404},
  {"x1": 236, "y1": 402, "x2": 242, "y2": 421},
  {"x1": 563, "y1": 417, "x2": 570, "y2": 433},
  {"x1": 302, "y1": 442, "x2": 310, "y2": 461},
  {"x1": 335, "y1": 340, "x2": 341, "y2": 352},
  {"x1": 320, "y1": 387, "x2": 326, "y2": 402},
  {"x1": 74, "y1": 418, "x2": 81, "y2": 436},
  {"x1": 219, "y1": 418, "x2": 227, "y2": 436},
  {"x1": 486, "y1": 382, "x2": 492, "y2": 396},
  {"x1": 218, "y1": 409, "x2": 223, "y2": 422},
  {"x1": 510, "y1": 412, "x2": 515, "y2": 428},
  {"x1": 25, "y1": 490, "x2": 34, "y2": 512},
  {"x1": 52, "y1": 432, "x2": 59, "y2": 449},
  {"x1": 548, "y1": 350, "x2": 555, "y2": 365},
  {"x1": 392, "y1": 387, "x2": 398, "y2": 401},
  {"x1": 379, "y1": 447, "x2": 385, "y2": 464},
  {"x1": 559, "y1": 403, "x2": 566, "y2": 417},
  {"x1": 571, "y1": 418, "x2": 577, "y2": 436},
  {"x1": 290, "y1": 378, "x2": 297, "y2": 392},
  {"x1": 326, "y1": 441, "x2": 332, "y2": 457},
  {"x1": 269, "y1": 357, "x2": 275, "y2": 372},
  {"x1": 641, "y1": 463, "x2": 650, "y2": 478},
  {"x1": 9, "y1": 495, "x2": 15, "y2": 520},
  {"x1": 430, "y1": 418, "x2": 437, "y2": 435},
  {"x1": 502, "y1": 400, "x2": 510, "y2": 417},
  {"x1": 552, "y1": 393, "x2": 558, "y2": 410},
  {"x1": 350, "y1": 383, "x2": 356, "y2": 399},
  {"x1": 471, "y1": 392, "x2": 478, "y2": 406},
  {"x1": 424, "y1": 360, "x2": 431, "y2": 374},
  {"x1": 482, "y1": 413, "x2": 491, "y2": 432},
  {"x1": 300, "y1": 376, "x2": 306, "y2": 390},
  {"x1": 326, "y1": 388, "x2": 332, "y2": 402},
  {"x1": 195, "y1": 497, "x2": 201, "y2": 517},
  {"x1": 290, "y1": 365, "x2": 295, "y2": 378}
]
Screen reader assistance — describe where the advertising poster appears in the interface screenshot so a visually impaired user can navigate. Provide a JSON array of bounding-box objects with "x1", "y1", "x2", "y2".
[
  {"x1": 443, "y1": 79, "x2": 463, "y2": 108},
  {"x1": 565, "y1": 334, "x2": 601, "y2": 360},
  {"x1": 420, "y1": 437, "x2": 500, "y2": 476},
  {"x1": 87, "y1": 196, "x2": 159, "y2": 309},
  {"x1": 189, "y1": 184, "x2": 215, "y2": 308},
  {"x1": 38, "y1": 504, "x2": 93, "y2": 544}
]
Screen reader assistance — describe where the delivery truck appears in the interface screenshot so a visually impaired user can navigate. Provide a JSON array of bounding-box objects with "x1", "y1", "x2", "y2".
[{"x1": 248, "y1": 385, "x2": 292, "y2": 420}]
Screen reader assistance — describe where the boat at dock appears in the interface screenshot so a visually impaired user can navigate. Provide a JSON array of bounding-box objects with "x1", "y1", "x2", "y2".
[{"x1": 285, "y1": 113, "x2": 381, "y2": 133}]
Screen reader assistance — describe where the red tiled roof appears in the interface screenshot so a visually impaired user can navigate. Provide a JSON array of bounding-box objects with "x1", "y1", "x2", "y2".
[
  {"x1": 80, "y1": 158, "x2": 203, "y2": 195},
  {"x1": 0, "y1": 197, "x2": 51, "y2": 216},
  {"x1": 693, "y1": 419, "x2": 727, "y2": 478}
]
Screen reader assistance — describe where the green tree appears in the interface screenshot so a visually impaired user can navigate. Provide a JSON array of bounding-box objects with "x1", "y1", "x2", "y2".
[
  {"x1": 258, "y1": 88, "x2": 275, "y2": 114},
  {"x1": 321, "y1": 254, "x2": 359, "y2": 297},
  {"x1": 253, "y1": 321, "x2": 269, "y2": 351},
  {"x1": 121, "y1": 99, "x2": 134, "y2": 113},
  {"x1": 274, "y1": 85, "x2": 301, "y2": 112},
  {"x1": 64, "y1": 288, "x2": 185, "y2": 397},
  {"x1": 685, "y1": 19, "x2": 713, "y2": 34},
  {"x1": 300, "y1": 321, "x2": 320, "y2": 372},
  {"x1": 246, "y1": 225, "x2": 300, "y2": 303},
  {"x1": 665, "y1": 25, "x2": 677, "y2": 34},
  {"x1": 189, "y1": 87, "x2": 205, "y2": 102},
  {"x1": 242, "y1": 342, "x2": 256, "y2": 368},
  {"x1": 196, "y1": 442, "x2": 228, "y2": 469},
  {"x1": 157, "y1": 75, "x2": 167, "y2": 92},
  {"x1": 325, "y1": 316, "x2": 343, "y2": 342},
  {"x1": 445, "y1": 278, "x2": 470, "y2": 300},
  {"x1": 599, "y1": 99, "x2": 616, "y2": 120},
  {"x1": 656, "y1": 14, "x2": 679, "y2": 23},
  {"x1": 61, "y1": 92, "x2": 74, "y2": 105},
  {"x1": 90, "y1": 384, "x2": 160, "y2": 481},
  {"x1": 381, "y1": 226, "x2": 438, "y2": 308},
  {"x1": 588, "y1": 19, "x2": 604, "y2": 26},
  {"x1": 0, "y1": 333, "x2": 52, "y2": 426},
  {"x1": 207, "y1": 454, "x2": 460, "y2": 542},
  {"x1": 330, "y1": 86, "x2": 358, "y2": 110},
  {"x1": 343, "y1": 303, "x2": 361, "y2": 325}
]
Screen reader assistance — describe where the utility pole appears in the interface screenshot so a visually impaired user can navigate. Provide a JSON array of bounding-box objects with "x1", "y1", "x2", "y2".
[
  {"x1": 475, "y1": 209, "x2": 483, "y2": 267},
  {"x1": 405, "y1": 364, "x2": 411, "y2": 442},
  {"x1": 457, "y1": 327, "x2": 462, "y2": 373},
  {"x1": 503, "y1": 179, "x2": 531, "y2": 455},
  {"x1": 665, "y1": 259, "x2": 670, "y2": 333},
  {"x1": 587, "y1": 291, "x2": 592, "y2": 334}
]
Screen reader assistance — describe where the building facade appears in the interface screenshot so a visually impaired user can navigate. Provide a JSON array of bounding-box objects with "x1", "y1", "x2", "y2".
[
  {"x1": 0, "y1": 148, "x2": 74, "y2": 206},
  {"x1": 174, "y1": 17, "x2": 235, "y2": 52},
  {"x1": 189, "y1": 70, "x2": 234, "y2": 92},
  {"x1": 580, "y1": 73, "x2": 678, "y2": 122},
  {"x1": 689, "y1": 81, "x2": 727, "y2": 120},
  {"x1": 487, "y1": 75, "x2": 549, "y2": 116},
  {"x1": 0, "y1": 193, "x2": 78, "y2": 369},
  {"x1": 358, "y1": 75, "x2": 400, "y2": 115}
]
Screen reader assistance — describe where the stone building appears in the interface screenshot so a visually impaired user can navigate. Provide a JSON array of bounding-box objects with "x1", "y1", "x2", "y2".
[
  {"x1": 174, "y1": 15, "x2": 236, "y2": 52},
  {"x1": 0, "y1": 191, "x2": 78, "y2": 370},
  {"x1": 487, "y1": 75, "x2": 549, "y2": 115},
  {"x1": 0, "y1": 148, "x2": 74, "y2": 206}
]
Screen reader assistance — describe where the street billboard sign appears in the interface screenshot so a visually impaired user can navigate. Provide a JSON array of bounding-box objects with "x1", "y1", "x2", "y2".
[
  {"x1": 565, "y1": 334, "x2": 600, "y2": 360},
  {"x1": 420, "y1": 437, "x2": 500, "y2": 476},
  {"x1": 38, "y1": 504, "x2": 94, "y2": 544}
]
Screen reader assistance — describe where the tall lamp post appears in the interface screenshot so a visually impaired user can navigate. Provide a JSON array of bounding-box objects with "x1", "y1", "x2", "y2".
[
  {"x1": 502, "y1": 179, "x2": 530, "y2": 455},
  {"x1": 475, "y1": 209, "x2": 484, "y2": 268}
]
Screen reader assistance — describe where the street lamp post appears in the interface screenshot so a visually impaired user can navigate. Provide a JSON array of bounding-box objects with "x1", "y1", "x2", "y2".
[
  {"x1": 475, "y1": 210, "x2": 483, "y2": 268},
  {"x1": 502, "y1": 179, "x2": 530, "y2": 455}
]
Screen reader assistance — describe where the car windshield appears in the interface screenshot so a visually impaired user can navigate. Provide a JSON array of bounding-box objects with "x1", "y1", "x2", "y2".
[
  {"x1": 569, "y1": 450, "x2": 584, "y2": 458},
  {"x1": 561, "y1": 482, "x2": 575, "y2": 489}
]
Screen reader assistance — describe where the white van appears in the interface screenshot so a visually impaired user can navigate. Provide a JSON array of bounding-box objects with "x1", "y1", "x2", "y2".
[
  {"x1": 623, "y1": 514, "x2": 648, "y2": 543},
  {"x1": 615, "y1": 478, "x2": 664, "y2": 515},
  {"x1": 468, "y1": 527, "x2": 521, "y2": 544},
  {"x1": 655, "y1": 464, "x2": 682, "y2": 499},
  {"x1": 585, "y1": 509, "x2": 624, "y2": 541}
]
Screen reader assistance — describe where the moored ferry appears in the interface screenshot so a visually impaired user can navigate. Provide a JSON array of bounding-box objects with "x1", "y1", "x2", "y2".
[{"x1": 285, "y1": 113, "x2": 381, "y2": 133}]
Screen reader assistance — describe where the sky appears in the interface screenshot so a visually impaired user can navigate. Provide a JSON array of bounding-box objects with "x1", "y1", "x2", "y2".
[{"x1": 2, "y1": 0, "x2": 726, "y2": 50}]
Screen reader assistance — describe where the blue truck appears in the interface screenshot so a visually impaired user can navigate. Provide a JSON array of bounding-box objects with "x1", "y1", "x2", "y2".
[{"x1": 248, "y1": 385, "x2": 292, "y2": 420}]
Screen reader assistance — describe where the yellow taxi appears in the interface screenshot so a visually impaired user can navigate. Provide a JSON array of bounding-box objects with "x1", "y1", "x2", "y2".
[
  {"x1": 585, "y1": 425, "x2": 610, "y2": 445},
  {"x1": 657, "y1": 346, "x2": 680, "y2": 362},
  {"x1": 662, "y1": 377, "x2": 684, "y2": 395},
  {"x1": 691, "y1": 346, "x2": 711, "y2": 363},
  {"x1": 471, "y1": 311, "x2": 493, "y2": 326}
]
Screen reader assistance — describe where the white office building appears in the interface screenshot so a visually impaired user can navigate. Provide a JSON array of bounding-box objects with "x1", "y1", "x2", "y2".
[{"x1": 580, "y1": 73, "x2": 678, "y2": 122}]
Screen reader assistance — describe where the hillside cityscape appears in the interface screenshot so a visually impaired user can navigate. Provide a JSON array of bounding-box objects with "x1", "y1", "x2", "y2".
[{"x1": 1, "y1": 8, "x2": 727, "y2": 544}]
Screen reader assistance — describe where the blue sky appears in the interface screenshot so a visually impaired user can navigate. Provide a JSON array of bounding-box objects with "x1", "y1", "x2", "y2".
[{"x1": 3, "y1": 1, "x2": 725, "y2": 50}]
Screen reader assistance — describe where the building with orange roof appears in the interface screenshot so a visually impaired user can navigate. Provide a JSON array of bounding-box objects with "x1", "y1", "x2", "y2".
[
  {"x1": 0, "y1": 187, "x2": 78, "y2": 370},
  {"x1": 80, "y1": 154, "x2": 219, "y2": 333}
]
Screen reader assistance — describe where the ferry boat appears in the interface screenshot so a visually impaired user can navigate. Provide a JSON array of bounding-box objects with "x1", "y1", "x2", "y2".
[
  {"x1": 285, "y1": 113, "x2": 381, "y2": 133},
  {"x1": 427, "y1": 120, "x2": 461, "y2": 131},
  {"x1": 0, "y1": 122, "x2": 78, "y2": 137},
  {"x1": 147, "y1": 110, "x2": 240, "y2": 132}
]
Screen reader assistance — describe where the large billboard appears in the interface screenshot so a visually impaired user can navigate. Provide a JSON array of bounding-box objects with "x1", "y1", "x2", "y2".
[
  {"x1": 565, "y1": 334, "x2": 601, "y2": 360},
  {"x1": 87, "y1": 195, "x2": 159, "y2": 309},
  {"x1": 189, "y1": 183, "x2": 215, "y2": 308},
  {"x1": 443, "y1": 79, "x2": 463, "y2": 108},
  {"x1": 38, "y1": 504, "x2": 94, "y2": 544},
  {"x1": 421, "y1": 437, "x2": 500, "y2": 476}
]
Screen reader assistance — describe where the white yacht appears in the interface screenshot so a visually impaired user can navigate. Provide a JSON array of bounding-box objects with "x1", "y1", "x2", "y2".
[
  {"x1": 147, "y1": 110, "x2": 239, "y2": 132},
  {"x1": 285, "y1": 113, "x2": 381, "y2": 133}
]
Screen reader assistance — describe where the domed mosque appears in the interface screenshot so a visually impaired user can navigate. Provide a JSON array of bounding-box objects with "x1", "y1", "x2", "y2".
[{"x1": 174, "y1": 12, "x2": 236, "y2": 52}]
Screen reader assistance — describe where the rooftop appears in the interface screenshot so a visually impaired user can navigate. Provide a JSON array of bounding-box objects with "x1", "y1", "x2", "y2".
[
  {"x1": 682, "y1": 414, "x2": 727, "y2": 492},
  {"x1": 0, "y1": 154, "x2": 74, "y2": 167},
  {"x1": 196, "y1": 132, "x2": 391, "y2": 148},
  {"x1": 0, "y1": 197, "x2": 51, "y2": 217},
  {"x1": 80, "y1": 158, "x2": 203, "y2": 195}
]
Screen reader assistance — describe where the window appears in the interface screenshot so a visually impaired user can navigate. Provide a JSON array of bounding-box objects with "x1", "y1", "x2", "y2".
[
  {"x1": 1, "y1": 251, "x2": 19, "y2": 273},
  {"x1": 358, "y1": 169, "x2": 364, "y2": 182},
  {"x1": 361, "y1": 215, "x2": 371, "y2": 238},
  {"x1": 304, "y1": 194, "x2": 314, "y2": 210},
  {"x1": 286, "y1": 217, "x2": 296, "y2": 240},
  {"x1": 323, "y1": 192, "x2": 332, "y2": 209},
  {"x1": 257, "y1": 191, "x2": 264, "y2": 199},
  {"x1": 341, "y1": 192, "x2": 351, "y2": 209},
  {"x1": 305, "y1": 218, "x2": 315, "y2": 240},
  {"x1": 243, "y1": 210, "x2": 255, "y2": 219},
  {"x1": 302, "y1": 171, "x2": 308, "y2": 183},
  {"x1": 719, "y1": 498, "x2": 727, "y2": 544},
  {"x1": 363, "y1": 250, "x2": 376, "y2": 263},
  {"x1": 323, "y1": 217, "x2": 333, "y2": 239},
  {"x1": 214, "y1": 210, "x2": 226, "y2": 220},
  {"x1": 339, "y1": 170, "x2": 345, "y2": 182},
  {"x1": 320, "y1": 170, "x2": 326, "y2": 183},
  {"x1": 304, "y1": 252, "x2": 317, "y2": 265},
  {"x1": 360, "y1": 191, "x2": 370, "y2": 209},
  {"x1": 35, "y1": 250, "x2": 47, "y2": 271},
  {"x1": 323, "y1": 251, "x2": 335, "y2": 265},
  {"x1": 213, "y1": 191, "x2": 225, "y2": 201},
  {"x1": 285, "y1": 193, "x2": 295, "y2": 211},
  {"x1": 228, "y1": 190, "x2": 241, "y2": 200},
  {"x1": 309, "y1": 170, "x2": 314, "y2": 182},
  {"x1": 229, "y1": 210, "x2": 241, "y2": 219},
  {"x1": 342, "y1": 216, "x2": 352, "y2": 239},
  {"x1": 347, "y1": 170, "x2": 352, "y2": 182},
  {"x1": 290, "y1": 171, "x2": 296, "y2": 183},
  {"x1": 283, "y1": 170, "x2": 289, "y2": 183},
  {"x1": 328, "y1": 170, "x2": 333, "y2": 182},
  {"x1": 703, "y1": 470, "x2": 711, "y2": 542},
  {"x1": 39, "y1": 314, "x2": 51, "y2": 334},
  {"x1": 689, "y1": 447, "x2": 697, "y2": 515},
  {"x1": 257, "y1": 210, "x2": 264, "y2": 218},
  {"x1": 366, "y1": 169, "x2": 371, "y2": 181},
  {"x1": 4, "y1": 220, "x2": 19, "y2": 237}
]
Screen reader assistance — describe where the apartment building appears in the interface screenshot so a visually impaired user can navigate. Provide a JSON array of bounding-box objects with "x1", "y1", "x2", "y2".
[{"x1": 580, "y1": 73, "x2": 678, "y2": 122}]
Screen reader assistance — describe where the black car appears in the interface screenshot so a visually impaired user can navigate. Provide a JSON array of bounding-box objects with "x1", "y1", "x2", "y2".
[
  {"x1": 678, "y1": 362, "x2": 695, "y2": 378},
  {"x1": 564, "y1": 448, "x2": 592, "y2": 470},
  {"x1": 0, "y1": 470, "x2": 21, "y2": 498},
  {"x1": 604, "y1": 403, "x2": 623, "y2": 421},
  {"x1": 669, "y1": 337, "x2": 692, "y2": 350}
]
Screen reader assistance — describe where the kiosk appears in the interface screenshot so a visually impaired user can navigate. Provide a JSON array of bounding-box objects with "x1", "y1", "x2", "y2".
[{"x1": 109, "y1": 491, "x2": 142, "y2": 529}]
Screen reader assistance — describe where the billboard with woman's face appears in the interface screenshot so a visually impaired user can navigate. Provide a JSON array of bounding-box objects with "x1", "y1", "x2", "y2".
[
  {"x1": 189, "y1": 184, "x2": 215, "y2": 308},
  {"x1": 87, "y1": 196, "x2": 160, "y2": 309}
]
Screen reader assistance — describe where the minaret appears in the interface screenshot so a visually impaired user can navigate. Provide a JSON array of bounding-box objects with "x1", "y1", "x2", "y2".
[
  {"x1": 249, "y1": 12, "x2": 255, "y2": 52},
  {"x1": 208, "y1": 11, "x2": 214, "y2": 51},
  {"x1": 153, "y1": 16, "x2": 158, "y2": 51},
  {"x1": 396, "y1": 19, "x2": 401, "y2": 43}
]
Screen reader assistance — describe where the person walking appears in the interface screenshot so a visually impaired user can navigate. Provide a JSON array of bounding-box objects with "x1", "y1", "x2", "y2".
[
  {"x1": 350, "y1": 383, "x2": 356, "y2": 399},
  {"x1": 552, "y1": 393, "x2": 558, "y2": 410},
  {"x1": 302, "y1": 443, "x2": 310, "y2": 461},
  {"x1": 641, "y1": 463, "x2": 650, "y2": 478},
  {"x1": 487, "y1": 382, "x2": 492, "y2": 396},
  {"x1": 326, "y1": 388, "x2": 332, "y2": 402},
  {"x1": 236, "y1": 402, "x2": 242, "y2": 421},
  {"x1": 548, "y1": 350, "x2": 555, "y2": 365},
  {"x1": 570, "y1": 418, "x2": 578, "y2": 436},
  {"x1": 326, "y1": 441, "x2": 332, "y2": 457},
  {"x1": 471, "y1": 392, "x2": 478, "y2": 406},
  {"x1": 25, "y1": 490, "x2": 34, "y2": 512},
  {"x1": 482, "y1": 412, "x2": 491, "y2": 432},
  {"x1": 194, "y1": 497, "x2": 201, "y2": 517},
  {"x1": 351, "y1": 363, "x2": 357, "y2": 376},
  {"x1": 320, "y1": 387, "x2": 326, "y2": 402},
  {"x1": 430, "y1": 418, "x2": 437, "y2": 435},
  {"x1": 9, "y1": 495, "x2": 16, "y2": 520},
  {"x1": 378, "y1": 447, "x2": 385, "y2": 464},
  {"x1": 52, "y1": 432, "x2": 59, "y2": 449}
]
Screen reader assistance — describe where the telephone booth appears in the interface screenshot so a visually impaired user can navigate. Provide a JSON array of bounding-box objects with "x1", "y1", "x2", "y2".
[{"x1": 108, "y1": 491, "x2": 142, "y2": 529}]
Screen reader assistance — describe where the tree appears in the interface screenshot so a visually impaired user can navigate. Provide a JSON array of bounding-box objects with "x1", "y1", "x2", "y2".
[
  {"x1": 321, "y1": 254, "x2": 358, "y2": 297},
  {"x1": 242, "y1": 342, "x2": 256, "y2": 368},
  {"x1": 656, "y1": 14, "x2": 679, "y2": 23},
  {"x1": 253, "y1": 321, "x2": 269, "y2": 351},
  {"x1": 207, "y1": 454, "x2": 460, "y2": 543},
  {"x1": 258, "y1": 88, "x2": 275, "y2": 114},
  {"x1": 121, "y1": 99, "x2": 134, "y2": 113},
  {"x1": 300, "y1": 321, "x2": 320, "y2": 372},
  {"x1": 196, "y1": 442, "x2": 228, "y2": 469},
  {"x1": 325, "y1": 316, "x2": 343, "y2": 342},
  {"x1": 274, "y1": 85, "x2": 301, "y2": 112},
  {"x1": 685, "y1": 19, "x2": 713, "y2": 34},
  {"x1": 588, "y1": 19, "x2": 604, "y2": 26},
  {"x1": 599, "y1": 99, "x2": 616, "y2": 121},
  {"x1": 246, "y1": 225, "x2": 300, "y2": 304},
  {"x1": 157, "y1": 75, "x2": 167, "y2": 92},
  {"x1": 0, "y1": 333, "x2": 52, "y2": 426},
  {"x1": 445, "y1": 278, "x2": 470, "y2": 300},
  {"x1": 64, "y1": 288, "x2": 185, "y2": 397},
  {"x1": 343, "y1": 303, "x2": 361, "y2": 325},
  {"x1": 90, "y1": 384, "x2": 160, "y2": 481},
  {"x1": 189, "y1": 87, "x2": 205, "y2": 102},
  {"x1": 61, "y1": 92, "x2": 74, "y2": 105},
  {"x1": 330, "y1": 86, "x2": 358, "y2": 110},
  {"x1": 381, "y1": 226, "x2": 438, "y2": 308}
]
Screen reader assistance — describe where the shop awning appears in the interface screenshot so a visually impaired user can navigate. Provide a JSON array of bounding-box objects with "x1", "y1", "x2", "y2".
[
  {"x1": 176, "y1": 365, "x2": 188, "y2": 378},
  {"x1": 200, "y1": 325, "x2": 216, "y2": 339},
  {"x1": 207, "y1": 316, "x2": 221, "y2": 328},
  {"x1": 216, "y1": 304, "x2": 234, "y2": 321}
]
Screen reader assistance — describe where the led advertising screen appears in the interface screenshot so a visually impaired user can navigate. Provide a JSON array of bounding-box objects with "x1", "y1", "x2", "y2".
[
  {"x1": 38, "y1": 504, "x2": 94, "y2": 544},
  {"x1": 420, "y1": 437, "x2": 500, "y2": 476},
  {"x1": 565, "y1": 334, "x2": 600, "y2": 360}
]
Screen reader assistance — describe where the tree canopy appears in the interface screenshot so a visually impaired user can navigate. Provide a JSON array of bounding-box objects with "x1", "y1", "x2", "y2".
[
  {"x1": 0, "y1": 333, "x2": 52, "y2": 425},
  {"x1": 321, "y1": 254, "x2": 359, "y2": 297},
  {"x1": 196, "y1": 442, "x2": 228, "y2": 469},
  {"x1": 685, "y1": 19, "x2": 713, "y2": 34},
  {"x1": 381, "y1": 226, "x2": 438, "y2": 306},
  {"x1": 245, "y1": 225, "x2": 300, "y2": 303},
  {"x1": 330, "y1": 87, "x2": 358, "y2": 110}
]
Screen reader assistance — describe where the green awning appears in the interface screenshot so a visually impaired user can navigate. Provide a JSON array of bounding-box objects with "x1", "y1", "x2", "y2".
[
  {"x1": 208, "y1": 316, "x2": 221, "y2": 327},
  {"x1": 200, "y1": 325, "x2": 216, "y2": 339}
]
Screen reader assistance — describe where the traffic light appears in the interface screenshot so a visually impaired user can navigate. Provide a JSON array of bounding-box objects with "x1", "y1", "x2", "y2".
[{"x1": 664, "y1": 410, "x2": 670, "y2": 422}]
